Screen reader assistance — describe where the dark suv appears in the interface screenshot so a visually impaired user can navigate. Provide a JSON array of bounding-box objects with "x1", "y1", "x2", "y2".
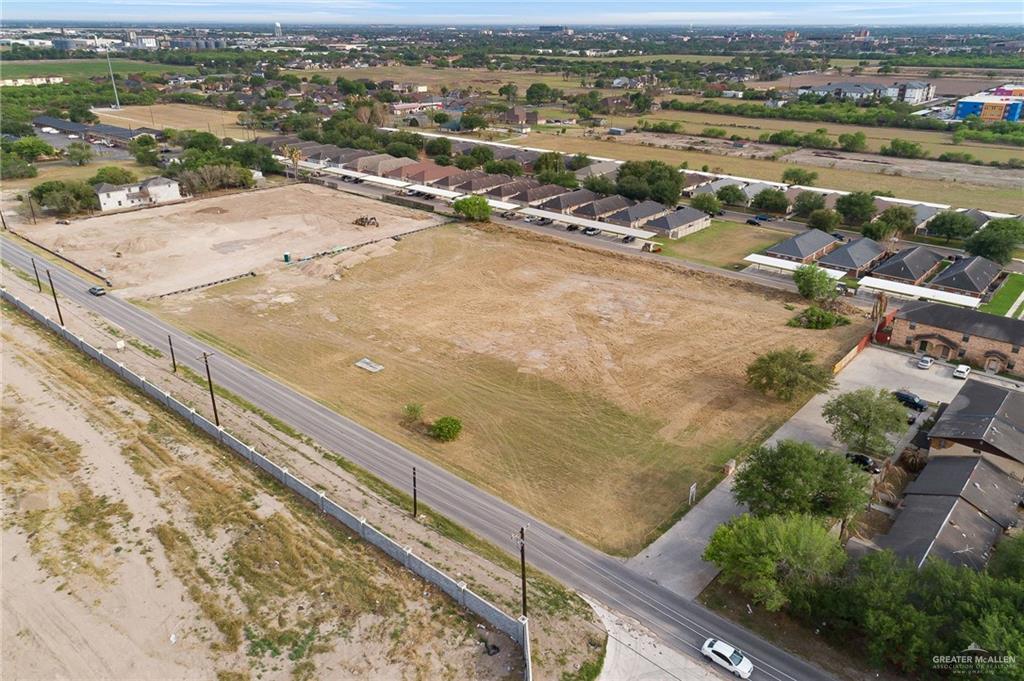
[{"x1": 893, "y1": 390, "x2": 927, "y2": 412}]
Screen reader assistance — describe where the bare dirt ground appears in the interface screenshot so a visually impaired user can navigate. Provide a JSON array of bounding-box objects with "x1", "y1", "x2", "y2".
[
  {"x1": 1, "y1": 315, "x2": 524, "y2": 681},
  {"x1": 94, "y1": 104, "x2": 251, "y2": 140},
  {"x1": 623, "y1": 130, "x2": 781, "y2": 159},
  {"x1": 781, "y1": 148, "x2": 1024, "y2": 189},
  {"x1": 150, "y1": 223, "x2": 869, "y2": 555},
  {"x1": 24, "y1": 183, "x2": 445, "y2": 298},
  {"x1": 0, "y1": 268, "x2": 604, "y2": 681}
]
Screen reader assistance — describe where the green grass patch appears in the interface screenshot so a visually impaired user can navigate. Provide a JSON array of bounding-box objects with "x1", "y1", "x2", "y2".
[
  {"x1": 980, "y1": 273, "x2": 1024, "y2": 316},
  {"x1": 654, "y1": 219, "x2": 788, "y2": 269},
  {"x1": 0, "y1": 58, "x2": 196, "y2": 80},
  {"x1": 127, "y1": 337, "x2": 163, "y2": 358}
]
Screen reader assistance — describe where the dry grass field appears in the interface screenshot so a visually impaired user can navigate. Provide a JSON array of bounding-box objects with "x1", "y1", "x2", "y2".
[
  {"x1": 94, "y1": 104, "x2": 253, "y2": 139},
  {"x1": 150, "y1": 223, "x2": 867, "y2": 555},
  {"x1": 654, "y1": 220, "x2": 790, "y2": 269},
  {"x1": 520, "y1": 132, "x2": 1024, "y2": 213},
  {"x1": 1, "y1": 311, "x2": 517, "y2": 681}
]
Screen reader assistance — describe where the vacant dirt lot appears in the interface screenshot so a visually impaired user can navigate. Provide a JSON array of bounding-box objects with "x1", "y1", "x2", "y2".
[
  {"x1": 95, "y1": 104, "x2": 250, "y2": 139},
  {"x1": 624, "y1": 130, "x2": 780, "y2": 159},
  {"x1": 1, "y1": 313, "x2": 517, "y2": 681},
  {"x1": 27, "y1": 184, "x2": 445, "y2": 298},
  {"x1": 152, "y1": 224, "x2": 869, "y2": 555}
]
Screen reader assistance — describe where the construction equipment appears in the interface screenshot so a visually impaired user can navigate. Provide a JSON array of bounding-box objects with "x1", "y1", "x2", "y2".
[{"x1": 354, "y1": 215, "x2": 379, "y2": 227}]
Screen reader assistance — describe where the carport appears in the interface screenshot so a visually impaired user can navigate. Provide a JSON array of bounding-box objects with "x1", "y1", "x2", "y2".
[
  {"x1": 406, "y1": 184, "x2": 463, "y2": 201},
  {"x1": 743, "y1": 253, "x2": 845, "y2": 278},
  {"x1": 518, "y1": 207, "x2": 657, "y2": 239},
  {"x1": 857, "y1": 277, "x2": 983, "y2": 308}
]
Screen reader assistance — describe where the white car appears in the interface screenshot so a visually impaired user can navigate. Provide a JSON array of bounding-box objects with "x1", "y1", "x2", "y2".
[
  {"x1": 917, "y1": 356, "x2": 935, "y2": 370},
  {"x1": 953, "y1": 364, "x2": 972, "y2": 379},
  {"x1": 702, "y1": 638, "x2": 754, "y2": 679}
]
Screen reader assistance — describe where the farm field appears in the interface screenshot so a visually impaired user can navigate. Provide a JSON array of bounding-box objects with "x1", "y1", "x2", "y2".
[
  {"x1": 0, "y1": 309, "x2": 516, "y2": 681},
  {"x1": 94, "y1": 104, "x2": 252, "y2": 139},
  {"x1": 980, "y1": 273, "x2": 1024, "y2": 317},
  {"x1": 519, "y1": 131, "x2": 1024, "y2": 213},
  {"x1": 146, "y1": 221, "x2": 867, "y2": 556},
  {"x1": 654, "y1": 220, "x2": 789, "y2": 269},
  {"x1": 0, "y1": 58, "x2": 196, "y2": 80},
  {"x1": 608, "y1": 109, "x2": 1022, "y2": 163},
  {"x1": 24, "y1": 183, "x2": 444, "y2": 298}
]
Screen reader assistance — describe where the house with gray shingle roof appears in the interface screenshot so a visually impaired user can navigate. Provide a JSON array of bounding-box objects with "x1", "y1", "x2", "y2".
[
  {"x1": 512, "y1": 184, "x2": 569, "y2": 206},
  {"x1": 605, "y1": 200, "x2": 670, "y2": 228},
  {"x1": 433, "y1": 170, "x2": 487, "y2": 188},
  {"x1": 539, "y1": 188, "x2": 599, "y2": 213},
  {"x1": 870, "y1": 246, "x2": 944, "y2": 285},
  {"x1": 645, "y1": 207, "x2": 710, "y2": 239},
  {"x1": 929, "y1": 256, "x2": 1001, "y2": 296},
  {"x1": 817, "y1": 237, "x2": 886, "y2": 277},
  {"x1": 573, "y1": 195, "x2": 633, "y2": 219},
  {"x1": 741, "y1": 182, "x2": 778, "y2": 204},
  {"x1": 575, "y1": 160, "x2": 619, "y2": 181},
  {"x1": 764, "y1": 229, "x2": 839, "y2": 263},
  {"x1": 691, "y1": 178, "x2": 744, "y2": 197},
  {"x1": 957, "y1": 208, "x2": 992, "y2": 230},
  {"x1": 462, "y1": 174, "x2": 515, "y2": 193},
  {"x1": 908, "y1": 203, "x2": 941, "y2": 232},
  {"x1": 486, "y1": 178, "x2": 540, "y2": 199}
]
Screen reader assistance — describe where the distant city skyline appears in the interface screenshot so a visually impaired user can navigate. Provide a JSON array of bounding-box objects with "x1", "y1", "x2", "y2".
[{"x1": 3, "y1": 0, "x2": 1022, "y2": 26}]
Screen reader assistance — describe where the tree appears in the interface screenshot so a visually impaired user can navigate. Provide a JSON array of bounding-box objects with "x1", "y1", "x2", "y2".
[
  {"x1": 227, "y1": 142, "x2": 284, "y2": 173},
  {"x1": 793, "y1": 262, "x2": 838, "y2": 303},
  {"x1": 733, "y1": 440, "x2": 869, "y2": 520},
  {"x1": 926, "y1": 210, "x2": 976, "y2": 243},
  {"x1": 10, "y1": 136, "x2": 55, "y2": 161},
  {"x1": 454, "y1": 154, "x2": 478, "y2": 170},
  {"x1": 65, "y1": 141, "x2": 94, "y2": 166},
  {"x1": 616, "y1": 174, "x2": 649, "y2": 201},
  {"x1": 807, "y1": 208, "x2": 840, "y2": 232},
  {"x1": 533, "y1": 151, "x2": 564, "y2": 176},
  {"x1": 751, "y1": 188, "x2": 790, "y2": 213},
  {"x1": 468, "y1": 145, "x2": 494, "y2": 165},
  {"x1": 793, "y1": 191, "x2": 826, "y2": 217},
  {"x1": 282, "y1": 144, "x2": 304, "y2": 178},
  {"x1": 703, "y1": 513, "x2": 845, "y2": 612},
  {"x1": 87, "y1": 166, "x2": 137, "y2": 186},
  {"x1": 429, "y1": 416, "x2": 463, "y2": 442},
  {"x1": 583, "y1": 175, "x2": 615, "y2": 194},
  {"x1": 880, "y1": 138, "x2": 927, "y2": 159},
  {"x1": 453, "y1": 195, "x2": 491, "y2": 221},
  {"x1": 424, "y1": 137, "x2": 451, "y2": 157},
  {"x1": 525, "y1": 82, "x2": 554, "y2": 105},
  {"x1": 567, "y1": 153, "x2": 591, "y2": 170},
  {"x1": 498, "y1": 83, "x2": 518, "y2": 103},
  {"x1": 690, "y1": 193, "x2": 721, "y2": 214},
  {"x1": 67, "y1": 101, "x2": 98, "y2": 123},
  {"x1": 0, "y1": 151, "x2": 37, "y2": 179},
  {"x1": 128, "y1": 134, "x2": 159, "y2": 166},
  {"x1": 536, "y1": 169, "x2": 578, "y2": 188},
  {"x1": 432, "y1": 111, "x2": 450, "y2": 125},
  {"x1": 616, "y1": 160, "x2": 682, "y2": 206},
  {"x1": 965, "y1": 225, "x2": 1020, "y2": 265},
  {"x1": 835, "y1": 191, "x2": 876, "y2": 225},
  {"x1": 716, "y1": 184, "x2": 747, "y2": 206},
  {"x1": 459, "y1": 113, "x2": 487, "y2": 131},
  {"x1": 746, "y1": 347, "x2": 834, "y2": 401},
  {"x1": 988, "y1": 534, "x2": 1024, "y2": 580},
  {"x1": 822, "y1": 388, "x2": 908, "y2": 455},
  {"x1": 184, "y1": 131, "x2": 222, "y2": 152},
  {"x1": 782, "y1": 167, "x2": 818, "y2": 186},
  {"x1": 483, "y1": 159, "x2": 523, "y2": 176},
  {"x1": 875, "y1": 205, "x2": 917, "y2": 236},
  {"x1": 385, "y1": 141, "x2": 418, "y2": 159},
  {"x1": 837, "y1": 131, "x2": 867, "y2": 152}
]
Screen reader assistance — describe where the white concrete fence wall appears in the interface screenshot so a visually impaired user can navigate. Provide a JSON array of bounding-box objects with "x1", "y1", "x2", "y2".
[{"x1": 2, "y1": 288, "x2": 532, "y2": 680}]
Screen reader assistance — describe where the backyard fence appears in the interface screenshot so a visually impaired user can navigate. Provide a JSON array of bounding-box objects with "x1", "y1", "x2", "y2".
[{"x1": 1, "y1": 287, "x2": 532, "y2": 680}]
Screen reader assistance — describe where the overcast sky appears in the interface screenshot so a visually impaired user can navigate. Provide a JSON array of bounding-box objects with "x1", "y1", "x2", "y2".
[{"x1": 4, "y1": 0, "x2": 1022, "y2": 26}]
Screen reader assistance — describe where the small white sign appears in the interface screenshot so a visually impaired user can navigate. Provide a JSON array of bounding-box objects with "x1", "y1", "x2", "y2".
[{"x1": 355, "y1": 358, "x2": 383, "y2": 373}]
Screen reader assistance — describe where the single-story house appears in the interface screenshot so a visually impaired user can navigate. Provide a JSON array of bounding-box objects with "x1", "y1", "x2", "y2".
[
  {"x1": 957, "y1": 208, "x2": 992, "y2": 230},
  {"x1": 574, "y1": 160, "x2": 619, "y2": 181},
  {"x1": 763, "y1": 229, "x2": 839, "y2": 264},
  {"x1": 928, "y1": 379, "x2": 1024, "y2": 474},
  {"x1": 605, "y1": 200, "x2": 670, "y2": 228},
  {"x1": 329, "y1": 148, "x2": 376, "y2": 166},
  {"x1": 889, "y1": 301, "x2": 1024, "y2": 376},
  {"x1": 690, "y1": 178, "x2": 744, "y2": 197},
  {"x1": 486, "y1": 178, "x2": 540, "y2": 199},
  {"x1": 95, "y1": 177, "x2": 182, "y2": 211},
  {"x1": 539, "y1": 188, "x2": 599, "y2": 214},
  {"x1": 928, "y1": 256, "x2": 1001, "y2": 296},
  {"x1": 511, "y1": 184, "x2": 569, "y2": 206},
  {"x1": 870, "y1": 246, "x2": 944, "y2": 285},
  {"x1": 449, "y1": 140, "x2": 479, "y2": 155},
  {"x1": 461, "y1": 174, "x2": 515, "y2": 193},
  {"x1": 908, "y1": 203, "x2": 942, "y2": 233},
  {"x1": 644, "y1": 207, "x2": 711, "y2": 239},
  {"x1": 384, "y1": 160, "x2": 438, "y2": 179},
  {"x1": 740, "y1": 182, "x2": 778, "y2": 205},
  {"x1": 345, "y1": 153, "x2": 394, "y2": 173},
  {"x1": 816, "y1": 237, "x2": 886, "y2": 277},
  {"x1": 512, "y1": 149, "x2": 542, "y2": 168},
  {"x1": 875, "y1": 456, "x2": 1023, "y2": 570},
  {"x1": 573, "y1": 195, "x2": 634, "y2": 220},
  {"x1": 364, "y1": 155, "x2": 418, "y2": 177},
  {"x1": 405, "y1": 164, "x2": 462, "y2": 184},
  {"x1": 433, "y1": 170, "x2": 487, "y2": 189},
  {"x1": 681, "y1": 172, "x2": 714, "y2": 192}
]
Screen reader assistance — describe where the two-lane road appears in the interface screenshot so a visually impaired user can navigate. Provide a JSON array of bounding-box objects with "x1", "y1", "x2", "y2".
[{"x1": 1, "y1": 235, "x2": 834, "y2": 681}]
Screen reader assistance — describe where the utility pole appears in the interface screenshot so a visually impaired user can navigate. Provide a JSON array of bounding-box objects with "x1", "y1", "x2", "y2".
[
  {"x1": 46, "y1": 270, "x2": 64, "y2": 327},
  {"x1": 31, "y1": 258, "x2": 42, "y2": 292},
  {"x1": 0, "y1": 208, "x2": 7, "y2": 231},
  {"x1": 199, "y1": 351, "x2": 220, "y2": 426},
  {"x1": 106, "y1": 51, "x2": 121, "y2": 109},
  {"x1": 517, "y1": 526, "x2": 528, "y2": 617},
  {"x1": 168, "y1": 334, "x2": 177, "y2": 372},
  {"x1": 412, "y1": 466, "x2": 418, "y2": 518},
  {"x1": 27, "y1": 196, "x2": 37, "y2": 224}
]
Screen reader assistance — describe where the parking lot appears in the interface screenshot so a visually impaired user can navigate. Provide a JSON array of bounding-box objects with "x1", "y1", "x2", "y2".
[{"x1": 35, "y1": 129, "x2": 133, "y2": 161}]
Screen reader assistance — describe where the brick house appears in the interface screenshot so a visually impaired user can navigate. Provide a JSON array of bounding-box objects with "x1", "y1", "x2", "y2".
[
  {"x1": 889, "y1": 301, "x2": 1024, "y2": 375},
  {"x1": 870, "y1": 246, "x2": 943, "y2": 285},
  {"x1": 764, "y1": 229, "x2": 839, "y2": 264}
]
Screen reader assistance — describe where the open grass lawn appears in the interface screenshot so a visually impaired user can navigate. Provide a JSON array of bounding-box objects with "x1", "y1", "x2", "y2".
[
  {"x1": 3, "y1": 159, "x2": 158, "y2": 192},
  {"x1": 606, "y1": 109, "x2": 1022, "y2": 163},
  {"x1": 655, "y1": 220, "x2": 789, "y2": 269},
  {"x1": 520, "y1": 132, "x2": 1024, "y2": 214},
  {"x1": 981, "y1": 273, "x2": 1024, "y2": 317},
  {"x1": 151, "y1": 224, "x2": 866, "y2": 556},
  {"x1": 0, "y1": 58, "x2": 196, "y2": 80}
]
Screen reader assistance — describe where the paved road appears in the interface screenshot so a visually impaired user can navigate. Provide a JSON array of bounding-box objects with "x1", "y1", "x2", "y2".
[{"x1": 1, "y1": 235, "x2": 835, "y2": 681}]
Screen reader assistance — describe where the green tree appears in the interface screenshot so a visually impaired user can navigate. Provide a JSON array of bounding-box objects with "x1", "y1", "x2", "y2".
[
  {"x1": 793, "y1": 262, "x2": 838, "y2": 303},
  {"x1": 67, "y1": 101, "x2": 98, "y2": 123},
  {"x1": 926, "y1": 210, "x2": 976, "y2": 243},
  {"x1": 875, "y1": 205, "x2": 917, "y2": 235},
  {"x1": 533, "y1": 151, "x2": 564, "y2": 176},
  {"x1": 822, "y1": 388, "x2": 908, "y2": 455},
  {"x1": 746, "y1": 347, "x2": 835, "y2": 401},
  {"x1": 498, "y1": 83, "x2": 518, "y2": 103},
  {"x1": 65, "y1": 141, "x2": 94, "y2": 166},
  {"x1": 703, "y1": 514, "x2": 846, "y2": 612},
  {"x1": 733, "y1": 440, "x2": 869, "y2": 520},
  {"x1": 128, "y1": 134, "x2": 159, "y2": 166},
  {"x1": 536, "y1": 169, "x2": 578, "y2": 188},
  {"x1": 793, "y1": 191, "x2": 826, "y2": 217},
  {"x1": 402, "y1": 402, "x2": 424, "y2": 425},
  {"x1": 583, "y1": 175, "x2": 616, "y2": 194},
  {"x1": 459, "y1": 113, "x2": 487, "y2": 131},
  {"x1": 567, "y1": 153, "x2": 591, "y2": 170},
  {"x1": 424, "y1": 137, "x2": 452, "y2": 157},
  {"x1": 807, "y1": 208, "x2": 840, "y2": 232},
  {"x1": 782, "y1": 167, "x2": 818, "y2": 186},
  {"x1": 10, "y1": 136, "x2": 56, "y2": 161},
  {"x1": 988, "y1": 534, "x2": 1024, "y2": 580},
  {"x1": 690, "y1": 193, "x2": 722, "y2": 214},
  {"x1": 87, "y1": 166, "x2": 137, "y2": 186},
  {"x1": 525, "y1": 82, "x2": 554, "y2": 105},
  {"x1": 965, "y1": 225, "x2": 1020, "y2": 265},
  {"x1": 468, "y1": 145, "x2": 494, "y2": 165},
  {"x1": 385, "y1": 141, "x2": 419, "y2": 159},
  {"x1": 40, "y1": 189, "x2": 81, "y2": 215},
  {"x1": 837, "y1": 131, "x2": 867, "y2": 152},
  {"x1": 835, "y1": 191, "x2": 876, "y2": 225},
  {"x1": 184, "y1": 131, "x2": 222, "y2": 152},
  {"x1": 432, "y1": 111, "x2": 450, "y2": 125},
  {"x1": 716, "y1": 184, "x2": 747, "y2": 206},
  {"x1": 454, "y1": 154, "x2": 478, "y2": 170},
  {"x1": 0, "y1": 151, "x2": 37, "y2": 179},
  {"x1": 881, "y1": 138, "x2": 927, "y2": 159},
  {"x1": 452, "y1": 195, "x2": 491, "y2": 221},
  {"x1": 429, "y1": 416, "x2": 463, "y2": 442},
  {"x1": 751, "y1": 188, "x2": 790, "y2": 213},
  {"x1": 483, "y1": 159, "x2": 523, "y2": 176}
]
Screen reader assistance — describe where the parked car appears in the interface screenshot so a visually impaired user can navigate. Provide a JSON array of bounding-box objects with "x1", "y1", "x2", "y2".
[
  {"x1": 56, "y1": 219, "x2": 71, "y2": 225},
  {"x1": 893, "y1": 390, "x2": 927, "y2": 412},
  {"x1": 87, "y1": 286, "x2": 107, "y2": 297},
  {"x1": 917, "y1": 356, "x2": 935, "y2": 370},
  {"x1": 565, "y1": 224, "x2": 579, "y2": 231},
  {"x1": 715, "y1": 210, "x2": 726, "y2": 216},
  {"x1": 622, "y1": 235, "x2": 636, "y2": 244},
  {"x1": 754, "y1": 214, "x2": 773, "y2": 222},
  {"x1": 536, "y1": 218, "x2": 553, "y2": 226},
  {"x1": 500, "y1": 211, "x2": 517, "y2": 219},
  {"x1": 831, "y1": 232, "x2": 847, "y2": 242},
  {"x1": 745, "y1": 218, "x2": 760, "y2": 226},
  {"x1": 846, "y1": 453, "x2": 881, "y2": 474},
  {"x1": 582, "y1": 226, "x2": 602, "y2": 236},
  {"x1": 953, "y1": 364, "x2": 972, "y2": 379},
  {"x1": 701, "y1": 638, "x2": 753, "y2": 679}
]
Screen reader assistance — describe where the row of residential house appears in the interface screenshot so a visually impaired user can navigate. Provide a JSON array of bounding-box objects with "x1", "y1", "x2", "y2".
[{"x1": 797, "y1": 80, "x2": 936, "y2": 105}]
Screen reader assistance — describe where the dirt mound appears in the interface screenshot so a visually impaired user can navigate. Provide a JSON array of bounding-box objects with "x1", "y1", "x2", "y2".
[
  {"x1": 112, "y1": 236, "x2": 167, "y2": 254},
  {"x1": 194, "y1": 206, "x2": 228, "y2": 215}
]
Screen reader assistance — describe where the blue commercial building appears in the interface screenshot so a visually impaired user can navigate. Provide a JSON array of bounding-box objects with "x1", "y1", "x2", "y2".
[{"x1": 954, "y1": 95, "x2": 1023, "y2": 122}]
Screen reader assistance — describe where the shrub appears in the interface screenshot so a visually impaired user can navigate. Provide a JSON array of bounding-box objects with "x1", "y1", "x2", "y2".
[
  {"x1": 429, "y1": 416, "x2": 462, "y2": 442},
  {"x1": 788, "y1": 306, "x2": 850, "y2": 329},
  {"x1": 88, "y1": 166, "x2": 138, "y2": 186},
  {"x1": 453, "y1": 195, "x2": 491, "y2": 221},
  {"x1": 402, "y1": 403, "x2": 423, "y2": 424}
]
